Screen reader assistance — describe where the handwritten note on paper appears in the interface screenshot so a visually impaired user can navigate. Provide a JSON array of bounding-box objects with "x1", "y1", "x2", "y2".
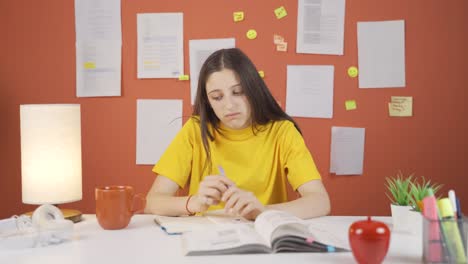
[
  {"x1": 274, "y1": 34, "x2": 284, "y2": 44},
  {"x1": 233, "y1": 11, "x2": 244, "y2": 22},
  {"x1": 330, "y1": 127, "x2": 365, "y2": 175},
  {"x1": 389, "y1": 96, "x2": 412, "y2": 117},
  {"x1": 276, "y1": 42, "x2": 288, "y2": 52},
  {"x1": 273, "y1": 34, "x2": 287, "y2": 51}
]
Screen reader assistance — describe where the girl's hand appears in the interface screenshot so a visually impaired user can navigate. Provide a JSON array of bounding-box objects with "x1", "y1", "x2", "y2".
[
  {"x1": 221, "y1": 186, "x2": 266, "y2": 220},
  {"x1": 190, "y1": 175, "x2": 235, "y2": 213}
]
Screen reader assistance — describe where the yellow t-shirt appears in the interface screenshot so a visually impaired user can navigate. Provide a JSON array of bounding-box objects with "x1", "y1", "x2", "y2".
[{"x1": 152, "y1": 117, "x2": 321, "y2": 209}]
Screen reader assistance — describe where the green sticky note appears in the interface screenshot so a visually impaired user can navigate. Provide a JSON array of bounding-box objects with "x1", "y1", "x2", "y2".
[
  {"x1": 345, "y1": 100, "x2": 357, "y2": 110},
  {"x1": 274, "y1": 6, "x2": 287, "y2": 19}
]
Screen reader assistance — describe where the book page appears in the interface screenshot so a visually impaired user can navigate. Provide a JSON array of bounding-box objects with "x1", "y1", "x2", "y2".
[
  {"x1": 254, "y1": 210, "x2": 351, "y2": 252},
  {"x1": 307, "y1": 222, "x2": 350, "y2": 250},
  {"x1": 203, "y1": 209, "x2": 251, "y2": 225},
  {"x1": 154, "y1": 210, "x2": 250, "y2": 234},
  {"x1": 182, "y1": 224, "x2": 270, "y2": 255},
  {"x1": 254, "y1": 210, "x2": 307, "y2": 247},
  {"x1": 154, "y1": 215, "x2": 214, "y2": 234}
]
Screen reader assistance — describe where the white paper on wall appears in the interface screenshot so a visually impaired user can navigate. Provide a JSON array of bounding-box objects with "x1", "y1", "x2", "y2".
[
  {"x1": 357, "y1": 20, "x2": 406, "y2": 88},
  {"x1": 189, "y1": 38, "x2": 236, "y2": 104},
  {"x1": 136, "y1": 99, "x2": 183, "y2": 165},
  {"x1": 330, "y1": 126, "x2": 365, "y2": 175},
  {"x1": 286, "y1": 65, "x2": 334, "y2": 118},
  {"x1": 137, "y1": 13, "x2": 184, "y2": 79}
]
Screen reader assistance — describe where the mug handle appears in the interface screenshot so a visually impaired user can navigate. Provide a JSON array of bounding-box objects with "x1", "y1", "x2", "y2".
[{"x1": 131, "y1": 193, "x2": 147, "y2": 215}]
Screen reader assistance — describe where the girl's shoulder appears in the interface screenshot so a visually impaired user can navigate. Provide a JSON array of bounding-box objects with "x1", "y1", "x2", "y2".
[
  {"x1": 183, "y1": 116, "x2": 215, "y2": 136},
  {"x1": 269, "y1": 119, "x2": 296, "y2": 131},
  {"x1": 179, "y1": 116, "x2": 201, "y2": 135}
]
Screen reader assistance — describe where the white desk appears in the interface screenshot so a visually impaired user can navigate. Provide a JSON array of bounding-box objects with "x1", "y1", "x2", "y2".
[{"x1": 0, "y1": 215, "x2": 423, "y2": 264}]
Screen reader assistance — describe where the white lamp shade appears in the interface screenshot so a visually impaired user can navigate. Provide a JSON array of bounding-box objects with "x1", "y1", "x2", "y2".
[{"x1": 20, "y1": 104, "x2": 82, "y2": 204}]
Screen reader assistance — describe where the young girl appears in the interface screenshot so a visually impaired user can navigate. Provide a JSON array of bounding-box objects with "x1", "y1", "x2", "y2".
[{"x1": 145, "y1": 48, "x2": 330, "y2": 220}]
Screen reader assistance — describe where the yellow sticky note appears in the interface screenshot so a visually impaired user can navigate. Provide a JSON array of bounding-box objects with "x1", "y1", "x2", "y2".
[
  {"x1": 84, "y1": 62, "x2": 96, "y2": 69},
  {"x1": 347, "y1": 66, "x2": 358, "y2": 78},
  {"x1": 273, "y1": 34, "x2": 284, "y2": 44},
  {"x1": 178, "y1": 75, "x2": 190, "y2": 81},
  {"x1": 345, "y1": 100, "x2": 357, "y2": 110},
  {"x1": 391, "y1": 96, "x2": 412, "y2": 104},
  {"x1": 258, "y1": 70, "x2": 265, "y2": 78},
  {"x1": 233, "y1": 11, "x2": 244, "y2": 22},
  {"x1": 389, "y1": 96, "x2": 413, "y2": 117},
  {"x1": 274, "y1": 6, "x2": 287, "y2": 19},
  {"x1": 246, "y1": 29, "x2": 257, "y2": 40},
  {"x1": 276, "y1": 42, "x2": 288, "y2": 52},
  {"x1": 389, "y1": 103, "x2": 403, "y2": 116}
]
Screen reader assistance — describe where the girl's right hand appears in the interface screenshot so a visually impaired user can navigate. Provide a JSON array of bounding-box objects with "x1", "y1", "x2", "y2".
[{"x1": 190, "y1": 175, "x2": 235, "y2": 213}]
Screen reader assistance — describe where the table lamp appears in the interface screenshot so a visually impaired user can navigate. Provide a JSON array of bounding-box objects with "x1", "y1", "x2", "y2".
[{"x1": 20, "y1": 104, "x2": 83, "y2": 223}]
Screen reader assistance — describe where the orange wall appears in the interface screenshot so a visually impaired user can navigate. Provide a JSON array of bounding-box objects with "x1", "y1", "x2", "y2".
[{"x1": 1, "y1": 0, "x2": 467, "y2": 218}]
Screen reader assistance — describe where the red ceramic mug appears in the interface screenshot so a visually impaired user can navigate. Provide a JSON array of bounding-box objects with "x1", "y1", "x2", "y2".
[{"x1": 95, "y1": 185, "x2": 146, "y2": 230}]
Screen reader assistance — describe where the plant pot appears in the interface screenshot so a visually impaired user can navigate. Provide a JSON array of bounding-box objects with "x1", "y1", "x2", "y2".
[
  {"x1": 390, "y1": 204, "x2": 412, "y2": 233},
  {"x1": 407, "y1": 209, "x2": 423, "y2": 236}
]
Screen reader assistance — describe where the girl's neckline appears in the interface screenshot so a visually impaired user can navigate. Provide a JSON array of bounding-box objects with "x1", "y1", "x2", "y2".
[{"x1": 216, "y1": 122, "x2": 269, "y2": 141}]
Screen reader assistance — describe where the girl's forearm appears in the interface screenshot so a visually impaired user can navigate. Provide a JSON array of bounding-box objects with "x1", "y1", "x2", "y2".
[
  {"x1": 144, "y1": 193, "x2": 191, "y2": 216},
  {"x1": 266, "y1": 192, "x2": 331, "y2": 219}
]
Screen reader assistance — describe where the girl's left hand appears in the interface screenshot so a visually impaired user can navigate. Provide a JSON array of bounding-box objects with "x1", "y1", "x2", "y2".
[{"x1": 221, "y1": 186, "x2": 266, "y2": 220}]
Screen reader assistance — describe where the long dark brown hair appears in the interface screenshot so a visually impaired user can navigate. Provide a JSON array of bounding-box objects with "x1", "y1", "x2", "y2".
[{"x1": 192, "y1": 48, "x2": 301, "y2": 173}]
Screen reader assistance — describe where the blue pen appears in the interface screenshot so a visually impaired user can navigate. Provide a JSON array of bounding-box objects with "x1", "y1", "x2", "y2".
[
  {"x1": 455, "y1": 198, "x2": 466, "y2": 251},
  {"x1": 153, "y1": 218, "x2": 182, "y2": 235},
  {"x1": 218, "y1": 165, "x2": 226, "y2": 178},
  {"x1": 218, "y1": 165, "x2": 232, "y2": 188},
  {"x1": 456, "y1": 198, "x2": 462, "y2": 219}
]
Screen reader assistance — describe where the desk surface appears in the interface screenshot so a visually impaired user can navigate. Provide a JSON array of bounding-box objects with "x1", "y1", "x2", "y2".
[{"x1": 0, "y1": 215, "x2": 423, "y2": 264}]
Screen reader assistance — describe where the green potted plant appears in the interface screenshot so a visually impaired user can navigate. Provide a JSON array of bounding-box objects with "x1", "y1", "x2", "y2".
[
  {"x1": 408, "y1": 176, "x2": 443, "y2": 212},
  {"x1": 385, "y1": 172, "x2": 413, "y2": 206},
  {"x1": 385, "y1": 171, "x2": 414, "y2": 233}
]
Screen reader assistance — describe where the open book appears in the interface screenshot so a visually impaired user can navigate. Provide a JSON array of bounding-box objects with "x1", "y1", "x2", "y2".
[
  {"x1": 153, "y1": 210, "x2": 250, "y2": 235},
  {"x1": 182, "y1": 210, "x2": 350, "y2": 255}
]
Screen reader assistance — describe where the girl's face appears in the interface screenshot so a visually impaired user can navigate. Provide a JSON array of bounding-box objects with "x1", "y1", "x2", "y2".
[{"x1": 205, "y1": 68, "x2": 252, "y2": 130}]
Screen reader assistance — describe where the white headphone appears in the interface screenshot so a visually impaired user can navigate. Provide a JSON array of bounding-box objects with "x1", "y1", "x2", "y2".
[{"x1": 0, "y1": 204, "x2": 73, "y2": 249}]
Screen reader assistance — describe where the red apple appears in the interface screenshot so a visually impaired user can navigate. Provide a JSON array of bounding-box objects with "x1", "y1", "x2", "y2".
[{"x1": 349, "y1": 216, "x2": 391, "y2": 264}]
